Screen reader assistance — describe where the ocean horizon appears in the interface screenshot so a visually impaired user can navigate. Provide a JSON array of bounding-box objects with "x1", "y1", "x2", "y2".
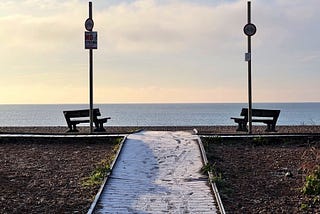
[{"x1": 0, "y1": 102, "x2": 319, "y2": 127}]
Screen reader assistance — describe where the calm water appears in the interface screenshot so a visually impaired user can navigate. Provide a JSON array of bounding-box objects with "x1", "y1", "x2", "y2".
[{"x1": 0, "y1": 103, "x2": 319, "y2": 126}]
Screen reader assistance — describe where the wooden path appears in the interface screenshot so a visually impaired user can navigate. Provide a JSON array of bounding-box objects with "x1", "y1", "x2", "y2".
[{"x1": 93, "y1": 131, "x2": 217, "y2": 213}]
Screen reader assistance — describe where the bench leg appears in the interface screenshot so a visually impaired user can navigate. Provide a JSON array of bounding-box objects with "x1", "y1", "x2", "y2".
[
  {"x1": 94, "y1": 122, "x2": 106, "y2": 132},
  {"x1": 236, "y1": 122, "x2": 248, "y2": 132},
  {"x1": 265, "y1": 124, "x2": 277, "y2": 132},
  {"x1": 99, "y1": 122, "x2": 106, "y2": 132},
  {"x1": 67, "y1": 124, "x2": 79, "y2": 132},
  {"x1": 66, "y1": 125, "x2": 72, "y2": 132}
]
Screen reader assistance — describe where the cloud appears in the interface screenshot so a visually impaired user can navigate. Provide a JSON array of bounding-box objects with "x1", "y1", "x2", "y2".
[
  {"x1": 97, "y1": 0, "x2": 244, "y2": 53},
  {"x1": 0, "y1": 0, "x2": 320, "y2": 103},
  {"x1": 0, "y1": 0, "x2": 81, "y2": 16},
  {"x1": 254, "y1": 0, "x2": 320, "y2": 49},
  {"x1": 0, "y1": 0, "x2": 87, "y2": 80},
  {"x1": 0, "y1": 0, "x2": 246, "y2": 58},
  {"x1": 0, "y1": 2, "x2": 84, "y2": 51}
]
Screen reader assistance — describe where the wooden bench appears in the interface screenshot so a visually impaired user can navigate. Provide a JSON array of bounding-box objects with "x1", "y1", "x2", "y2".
[
  {"x1": 231, "y1": 108, "x2": 280, "y2": 132},
  {"x1": 63, "y1": 108, "x2": 111, "y2": 132}
]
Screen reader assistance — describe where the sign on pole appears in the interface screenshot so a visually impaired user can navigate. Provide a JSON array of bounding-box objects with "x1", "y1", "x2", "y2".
[
  {"x1": 85, "y1": 18, "x2": 94, "y2": 31},
  {"x1": 84, "y1": 1, "x2": 96, "y2": 134},
  {"x1": 85, "y1": 31, "x2": 97, "y2": 49},
  {"x1": 244, "y1": 1, "x2": 257, "y2": 134},
  {"x1": 245, "y1": 52, "x2": 251, "y2": 61},
  {"x1": 244, "y1": 23, "x2": 256, "y2": 37}
]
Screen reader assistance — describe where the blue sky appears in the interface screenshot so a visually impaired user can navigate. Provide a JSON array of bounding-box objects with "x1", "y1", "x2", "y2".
[{"x1": 0, "y1": 0, "x2": 319, "y2": 104}]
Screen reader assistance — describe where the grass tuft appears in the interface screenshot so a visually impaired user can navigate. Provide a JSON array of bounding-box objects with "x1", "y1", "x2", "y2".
[{"x1": 81, "y1": 137, "x2": 123, "y2": 187}]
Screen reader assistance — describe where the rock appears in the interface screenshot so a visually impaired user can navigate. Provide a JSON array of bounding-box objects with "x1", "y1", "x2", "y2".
[{"x1": 285, "y1": 171, "x2": 293, "y2": 177}]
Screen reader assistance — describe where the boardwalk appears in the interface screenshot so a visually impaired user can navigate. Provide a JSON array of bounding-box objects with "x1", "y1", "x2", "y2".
[{"x1": 94, "y1": 131, "x2": 217, "y2": 213}]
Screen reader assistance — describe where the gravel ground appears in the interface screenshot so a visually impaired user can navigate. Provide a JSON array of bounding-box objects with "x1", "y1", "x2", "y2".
[
  {"x1": 0, "y1": 125, "x2": 320, "y2": 135},
  {"x1": 202, "y1": 136, "x2": 320, "y2": 213},
  {"x1": 1, "y1": 126, "x2": 320, "y2": 213},
  {"x1": 0, "y1": 136, "x2": 121, "y2": 214}
]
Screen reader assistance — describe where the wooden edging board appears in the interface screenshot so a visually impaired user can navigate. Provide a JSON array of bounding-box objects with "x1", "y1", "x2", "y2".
[
  {"x1": 193, "y1": 129, "x2": 226, "y2": 214},
  {"x1": 87, "y1": 135, "x2": 128, "y2": 214}
]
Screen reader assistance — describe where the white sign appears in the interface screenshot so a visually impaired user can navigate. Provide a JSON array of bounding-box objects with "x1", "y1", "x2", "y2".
[
  {"x1": 85, "y1": 31, "x2": 97, "y2": 49},
  {"x1": 245, "y1": 52, "x2": 251, "y2": 61}
]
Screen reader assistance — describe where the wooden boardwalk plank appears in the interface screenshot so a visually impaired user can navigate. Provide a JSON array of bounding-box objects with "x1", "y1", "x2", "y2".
[{"x1": 94, "y1": 131, "x2": 217, "y2": 213}]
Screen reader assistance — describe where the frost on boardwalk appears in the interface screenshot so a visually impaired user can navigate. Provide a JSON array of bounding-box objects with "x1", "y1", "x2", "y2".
[{"x1": 96, "y1": 131, "x2": 217, "y2": 213}]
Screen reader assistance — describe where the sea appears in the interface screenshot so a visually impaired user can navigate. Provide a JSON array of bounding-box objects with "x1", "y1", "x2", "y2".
[{"x1": 0, "y1": 103, "x2": 319, "y2": 127}]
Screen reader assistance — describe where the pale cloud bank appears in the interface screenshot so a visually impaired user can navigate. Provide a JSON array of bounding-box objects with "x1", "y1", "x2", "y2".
[
  {"x1": 97, "y1": 0, "x2": 243, "y2": 53},
  {"x1": 0, "y1": 0, "x2": 319, "y2": 104}
]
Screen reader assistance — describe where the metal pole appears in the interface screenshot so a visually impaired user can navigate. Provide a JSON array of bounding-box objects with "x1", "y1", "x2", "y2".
[
  {"x1": 247, "y1": 1, "x2": 252, "y2": 134},
  {"x1": 89, "y1": 2, "x2": 94, "y2": 133},
  {"x1": 89, "y1": 2, "x2": 92, "y2": 18}
]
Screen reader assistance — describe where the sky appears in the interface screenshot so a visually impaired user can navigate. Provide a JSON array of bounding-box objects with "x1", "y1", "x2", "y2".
[{"x1": 0, "y1": 0, "x2": 319, "y2": 104}]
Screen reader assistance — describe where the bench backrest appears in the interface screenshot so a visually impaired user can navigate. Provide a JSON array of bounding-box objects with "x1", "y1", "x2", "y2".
[
  {"x1": 63, "y1": 108, "x2": 101, "y2": 119},
  {"x1": 240, "y1": 108, "x2": 280, "y2": 122}
]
